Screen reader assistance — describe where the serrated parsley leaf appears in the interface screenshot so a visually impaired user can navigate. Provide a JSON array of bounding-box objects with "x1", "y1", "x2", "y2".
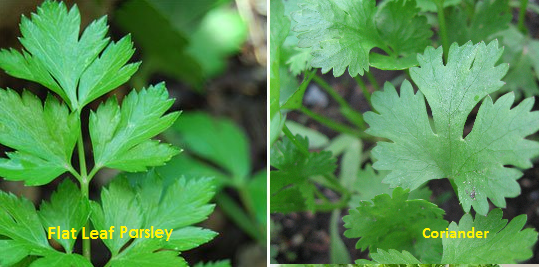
[
  {"x1": 0, "y1": 90, "x2": 78, "y2": 185},
  {"x1": 365, "y1": 41, "x2": 539, "y2": 215},
  {"x1": 292, "y1": 0, "x2": 432, "y2": 76},
  {"x1": 89, "y1": 83, "x2": 180, "y2": 172},
  {"x1": 441, "y1": 209, "x2": 536, "y2": 263},
  {"x1": 0, "y1": 1, "x2": 138, "y2": 109},
  {"x1": 343, "y1": 187, "x2": 447, "y2": 263},
  {"x1": 39, "y1": 179, "x2": 90, "y2": 252}
]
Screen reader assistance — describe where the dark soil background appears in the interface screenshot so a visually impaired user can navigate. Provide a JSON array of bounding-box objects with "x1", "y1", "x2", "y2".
[
  {"x1": 0, "y1": 0, "x2": 267, "y2": 266},
  {"x1": 271, "y1": 6, "x2": 539, "y2": 264}
]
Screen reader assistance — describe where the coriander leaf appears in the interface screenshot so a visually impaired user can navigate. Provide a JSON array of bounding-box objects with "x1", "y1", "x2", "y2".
[
  {"x1": 270, "y1": 134, "x2": 337, "y2": 213},
  {"x1": 441, "y1": 209, "x2": 537, "y2": 263},
  {"x1": 286, "y1": 47, "x2": 313, "y2": 76},
  {"x1": 89, "y1": 83, "x2": 180, "y2": 172},
  {"x1": 365, "y1": 41, "x2": 539, "y2": 215},
  {"x1": 169, "y1": 112, "x2": 250, "y2": 185},
  {"x1": 368, "y1": 249, "x2": 422, "y2": 264},
  {"x1": 0, "y1": 90, "x2": 78, "y2": 185},
  {"x1": 38, "y1": 179, "x2": 90, "y2": 252},
  {"x1": 446, "y1": 0, "x2": 511, "y2": 45},
  {"x1": 343, "y1": 187, "x2": 447, "y2": 263},
  {"x1": 0, "y1": 191, "x2": 52, "y2": 259},
  {"x1": 90, "y1": 178, "x2": 143, "y2": 255},
  {"x1": 292, "y1": 0, "x2": 431, "y2": 76}
]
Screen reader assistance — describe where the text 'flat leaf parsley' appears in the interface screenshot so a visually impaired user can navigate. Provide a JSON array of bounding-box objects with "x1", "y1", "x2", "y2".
[{"x1": 364, "y1": 40, "x2": 539, "y2": 215}]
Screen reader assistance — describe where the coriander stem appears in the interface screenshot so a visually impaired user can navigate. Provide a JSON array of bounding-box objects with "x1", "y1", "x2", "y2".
[
  {"x1": 282, "y1": 124, "x2": 310, "y2": 157},
  {"x1": 312, "y1": 75, "x2": 366, "y2": 129},
  {"x1": 299, "y1": 106, "x2": 373, "y2": 140},
  {"x1": 518, "y1": 0, "x2": 529, "y2": 34},
  {"x1": 436, "y1": 0, "x2": 450, "y2": 62},
  {"x1": 353, "y1": 76, "x2": 374, "y2": 111},
  {"x1": 365, "y1": 72, "x2": 380, "y2": 92}
]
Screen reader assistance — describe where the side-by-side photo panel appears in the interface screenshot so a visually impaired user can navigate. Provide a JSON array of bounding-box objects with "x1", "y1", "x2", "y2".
[{"x1": 270, "y1": 0, "x2": 539, "y2": 264}]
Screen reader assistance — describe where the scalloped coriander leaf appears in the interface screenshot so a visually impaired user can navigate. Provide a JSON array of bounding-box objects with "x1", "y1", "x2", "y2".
[
  {"x1": 343, "y1": 187, "x2": 447, "y2": 263},
  {"x1": 39, "y1": 179, "x2": 90, "y2": 253},
  {"x1": 292, "y1": 0, "x2": 432, "y2": 76},
  {"x1": 364, "y1": 41, "x2": 539, "y2": 215},
  {"x1": 92, "y1": 171, "x2": 217, "y2": 265},
  {"x1": 89, "y1": 83, "x2": 180, "y2": 172},
  {"x1": 0, "y1": 90, "x2": 78, "y2": 185},
  {"x1": 0, "y1": 1, "x2": 139, "y2": 109},
  {"x1": 441, "y1": 208, "x2": 536, "y2": 263},
  {"x1": 270, "y1": 134, "x2": 337, "y2": 213}
]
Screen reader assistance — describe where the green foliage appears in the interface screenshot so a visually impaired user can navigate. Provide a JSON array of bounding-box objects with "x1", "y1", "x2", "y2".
[
  {"x1": 292, "y1": 0, "x2": 432, "y2": 76},
  {"x1": 0, "y1": 1, "x2": 228, "y2": 266},
  {"x1": 365, "y1": 41, "x2": 539, "y2": 215},
  {"x1": 344, "y1": 188, "x2": 446, "y2": 263}
]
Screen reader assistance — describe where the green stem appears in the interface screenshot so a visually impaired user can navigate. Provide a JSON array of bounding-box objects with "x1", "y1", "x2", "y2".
[
  {"x1": 299, "y1": 106, "x2": 373, "y2": 140},
  {"x1": 518, "y1": 0, "x2": 529, "y2": 34},
  {"x1": 282, "y1": 124, "x2": 310, "y2": 156},
  {"x1": 449, "y1": 178, "x2": 459, "y2": 199},
  {"x1": 313, "y1": 192, "x2": 350, "y2": 212},
  {"x1": 312, "y1": 75, "x2": 366, "y2": 129},
  {"x1": 436, "y1": 0, "x2": 449, "y2": 62},
  {"x1": 353, "y1": 76, "x2": 374, "y2": 111},
  {"x1": 365, "y1": 72, "x2": 380, "y2": 92},
  {"x1": 237, "y1": 184, "x2": 265, "y2": 244},
  {"x1": 76, "y1": 110, "x2": 91, "y2": 260}
]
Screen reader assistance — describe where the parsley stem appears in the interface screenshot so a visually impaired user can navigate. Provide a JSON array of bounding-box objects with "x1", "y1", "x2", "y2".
[
  {"x1": 518, "y1": 0, "x2": 529, "y2": 34},
  {"x1": 436, "y1": 0, "x2": 450, "y2": 63},
  {"x1": 76, "y1": 109, "x2": 91, "y2": 260},
  {"x1": 312, "y1": 75, "x2": 366, "y2": 129}
]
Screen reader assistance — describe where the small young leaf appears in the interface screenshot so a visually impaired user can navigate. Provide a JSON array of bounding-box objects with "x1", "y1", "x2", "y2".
[
  {"x1": 441, "y1": 209, "x2": 537, "y2": 263},
  {"x1": 0, "y1": 90, "x2": 78, "y2": 185},
  {"x1": 365, "y1": 41, "x2": 539, "y2": 215},
  {"x1": 39, "y1": 179, "x2": 90, "y2": 252},
  {"x1": 343, "y1": 187, "x2": 447, "y2": 263},
  {"x1": 89, "y1": 83, "x2": 180, "y2": 172}
]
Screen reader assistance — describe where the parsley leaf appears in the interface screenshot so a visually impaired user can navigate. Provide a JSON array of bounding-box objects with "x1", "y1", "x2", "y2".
[
  {"x1": 364, "y1": 41, "x2": 539, "y2": 215},
  {"x1": 0, "y1": 1, "x2": 138, "y2": 109},
  {"x1": 89, "y1": 83, "x2": 180, "y2": 172},
  {"x1": 292, "y1": 0, "x2": 432, "y2": 76},
  {"x1": 0, "y1": 91, "x2": 78, "y2": 185},
  {"x1": 39, "y1": 179, "x2": 90, "y2": 252},
  {"x1": 343, "y1": 187, "x2": 446, "y2": 263}
]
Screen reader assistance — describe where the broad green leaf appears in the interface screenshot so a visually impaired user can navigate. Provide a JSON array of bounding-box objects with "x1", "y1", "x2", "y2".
[
  {"x1": 163, "y1": 227, "x2": 217, "y2": 251},
  {"x1": 0, "y1": 90, "x2": 78, "y2": 185},
  {"x1": 39, "y1": 179, "x2": 90, "y2": 252},
  {"x1": 0, "y1": 240, "x2": 30, "y2": 266},
  {"x1": 168, "y1": 112, "x2": 250, "y2": 185},
  {"x1": 109, "y1": 240, "x2": 188, "y2": 267},
  {"x1": 292, "y1": 0, "x2": 432, "y2": 76},
  {"x1": 194, "y1": 260, "x2": 232, "y2": 267},
  {"x1": 364, "y1": 41, "x2": 539, "y2": 215},
  {"x1": 497, "y1": 26, "x2": 539, "y2": 98},
  {"x1": 368, "y1": 249, "x2": 422, "y2": 264},
  {"x1": 0, "y1": 191, "x2": 51, "y2": 258},
  {"x1": 90, "y1": 178, "x2": 143, "y2": 255},
  {"x1": 286, "y1": 47, "x2": 313, "y2": 76},
  {"x1": 441, "y1": 209, "x2": 536, "y2": 263},
  {"x1": 29, "y1": 252, "x2": 92, "y2": 267},
  {"x1": 247, "y1": 170, "x2": 268, "y2": 226},
  {"x1": 343, "y1": 187, "x2": 447, "y2": 263},
  {"x1": 89, "y1": 83, "x2": 180, "y2": 172},
  {"x1": 270, "y1": 135, "x2": 337, "y2": 212},
  {"x1": 115, "y1": 0, "x2": 204, "y2": 88},
  {"x1": 0, "y1": 1, "x2": 137, "y2": 109},
  {"x1": 446, "y1": 0, "x2": 511, "y2": 46},
  {"x1": 415, "y1": 0, "x2": 461, "y2": 12}
]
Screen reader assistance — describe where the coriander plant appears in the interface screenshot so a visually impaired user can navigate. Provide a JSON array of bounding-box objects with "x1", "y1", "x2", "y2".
[
  {"x1": 0, "y1": 1, "x2": 225, "y2": 266},
  {"x1": 271, "y1": 0, "x2": 539, "y2": 263}
]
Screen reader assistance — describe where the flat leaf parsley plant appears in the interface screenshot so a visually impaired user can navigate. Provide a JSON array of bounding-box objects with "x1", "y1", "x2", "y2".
[
  {"x1": 271, "y1": 0, "x2": 539, "y2": 263},
  {"x1": 0, "y1": 1, "x2": 226, "y2": 266}
]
